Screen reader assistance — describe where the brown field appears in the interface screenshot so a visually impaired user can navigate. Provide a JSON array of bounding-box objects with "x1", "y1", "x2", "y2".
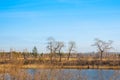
[{"x1": 0, "y1": 57, "x2": 120, "y2": 70}]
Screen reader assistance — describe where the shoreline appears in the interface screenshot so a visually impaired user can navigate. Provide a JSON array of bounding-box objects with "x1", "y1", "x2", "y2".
[
  {"x1": 0, "y1": 64, "x2": 119, "y2": 73},
  {"x1": 20, "y1": 64, "x2": 120, "y2": 70},
  {"x1": 0, "y1": 64, "x2": 120, "y2": 70},
  {"x1": 22, "y1": 64, "x2": 120, "y2": 70}
]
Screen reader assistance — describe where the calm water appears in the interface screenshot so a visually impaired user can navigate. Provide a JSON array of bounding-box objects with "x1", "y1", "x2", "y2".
[
  {"x1": 1, "y1": 69, "x2": 120, "y2": 80},
  {"x1": 27, "y1": 69, "x2": 120, "y2": 80}
]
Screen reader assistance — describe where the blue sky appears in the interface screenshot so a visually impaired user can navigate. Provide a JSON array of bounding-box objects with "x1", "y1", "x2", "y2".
[{"x1": 0, "y1": 0, "x2": 120, "y2": 52}]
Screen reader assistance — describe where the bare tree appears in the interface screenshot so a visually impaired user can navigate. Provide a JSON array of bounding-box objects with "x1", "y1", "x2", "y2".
[
  {"x1": 67, "y1": 41, "x2": 76, "y2": 60},
  {"x1": 92, "y1": 38, "x2": 113, "y2": 64},
  {"x1": 47, "y1": 37, "x2": 65, "y2": 63},
  {"x1": 10, "y1": 48, "x2": 13, "y2": 60},
  {"x1": 57, "y1": 41, "x2": 64, "y2": 62},
  {"x1": 47, "y1": 37, "x2": 56, "y2": 63},
  {"x1": 23, "y1": 48, "x2": 28, "y2": 60},
  {"x1": 53, "y1": 41, "x2": 60, "y2": 55}
]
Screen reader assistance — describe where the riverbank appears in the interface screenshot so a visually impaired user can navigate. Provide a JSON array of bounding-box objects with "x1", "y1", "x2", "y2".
[
  {"x1": 0, "y1": 64, "x2": 120, "y2": 73},
  {"x1": 22, "y1": 64, "x2": 120, "y2": 70},
  {"x1": 0, "y1": 57, "x2": 120, "y2": 72},
  {"x1": 0, "y1": 64, "x2": 119, "y2": 70}
]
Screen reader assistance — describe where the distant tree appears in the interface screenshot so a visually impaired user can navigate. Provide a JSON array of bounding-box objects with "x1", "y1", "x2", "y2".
[
  {"x1": 10, "y1": 48, "x2": 13, "y2": 60},
  {"x1": 67, "y1": 41, "x2": 76, "y2": 60},
  {"x1": 47, "y1": 37, "x2": 55, "y2": 63},
  {"x1": 47, "y1": 37, "x2": 64, "y2": 63},
  {"x1": 41, "y1": 53, "x2": 43, "y2": 57},
  {"x1": 32, "y1": 46, "x2": 38, "y2": 58},
  {"x1": 23, "y1": 48, "x2": 28, "y2": 60},
  {"x1": 57, "y1": 41, "x2": 64, "y2": 62},
  {"x1": 92, "y1": 38, "x2": 113, "y2": 64},
  {"x1": 53, "y1": 41, "x2": 60, "y2": 55}
]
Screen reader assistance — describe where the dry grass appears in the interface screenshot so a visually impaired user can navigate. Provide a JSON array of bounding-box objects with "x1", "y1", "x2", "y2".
[{"x1": 0, "y1": 57, "x2": 120, "y2": 70}]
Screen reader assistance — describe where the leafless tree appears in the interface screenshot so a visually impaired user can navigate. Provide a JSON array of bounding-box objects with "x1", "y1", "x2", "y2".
[
  {"x1": 47, "y1": 37, "x2": 55, "y2": 63},
  {"x1": 23, "y1": 48, "x2": 28, "y2": 60},
  {"x1": 53, "y1": 41, "x2": 60, "y2": 55},
  {"x1": 47, "y1": 37, "x2": 65, "y2": 63},
  {"x1": 92, "y1": 38, "x2": 113, "y2": 64},
  {"x1": 10, "y1": 48, "x2": 13, "y2": 60},
  {"x1": 57, "y1": 41, "x2": 64, "y2": 62},
  {"x1": 47, "y1": 37, "x2": 62, "y2": 63},
  {"x1": 67, "y1": 41, "x2": 76, "y2": 60}
]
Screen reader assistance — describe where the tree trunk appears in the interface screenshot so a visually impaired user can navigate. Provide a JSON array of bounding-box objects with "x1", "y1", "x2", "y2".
[
  {"x1": 50, "y1": 50, "x2": 53, "y2": 64},
  {"x1": 100, "y1": 52, "x2": 103, "y2": 65},
  {"x1": 50, "y1": 53, "x2": 53, "y2": 64},
  {"x1": 67, "y1": 52, "x2": 70, "y2": 60},
  {"x1": 59, "y1": 53, "x2": 62, "y2": 62}
]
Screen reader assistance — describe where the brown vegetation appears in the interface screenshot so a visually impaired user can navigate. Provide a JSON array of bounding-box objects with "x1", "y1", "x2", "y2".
[{"x1": 0, "y1": 38, "x2": 120, "y2": 79}]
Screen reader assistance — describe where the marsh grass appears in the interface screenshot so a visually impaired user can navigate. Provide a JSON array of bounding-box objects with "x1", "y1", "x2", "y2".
[{"x1": 0, "y1": 51, "x2": 120, "y2": 80}]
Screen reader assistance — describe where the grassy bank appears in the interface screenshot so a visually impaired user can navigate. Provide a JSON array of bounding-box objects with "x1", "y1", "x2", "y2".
[
  {"x1": 0, "y1": 64, "x2": 120, "y2": 71},
  {"x1": 22, "y1": 64, "x2": 120, "y2": 70},
  {"x1": 0, "y1": 57, "x2": 120, "y2": 71}
]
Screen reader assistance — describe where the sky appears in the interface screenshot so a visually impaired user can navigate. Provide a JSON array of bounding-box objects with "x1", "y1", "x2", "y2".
[{"x1": 0, "y1": 0, "x2": 120, "y2": 53}]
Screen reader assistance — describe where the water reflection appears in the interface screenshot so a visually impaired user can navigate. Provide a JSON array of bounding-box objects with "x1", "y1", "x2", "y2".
[
  {"x1": 0, "y1": 69, "x2": 120, "y2": 80},
  {"x1": 26, "y1": 69, "x2": 120, "y2": 80}
]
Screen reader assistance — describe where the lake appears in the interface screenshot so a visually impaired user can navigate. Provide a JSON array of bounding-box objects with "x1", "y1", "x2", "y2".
[{"x1": 1, "y1": 69, "x2": 120, "y2": 80}]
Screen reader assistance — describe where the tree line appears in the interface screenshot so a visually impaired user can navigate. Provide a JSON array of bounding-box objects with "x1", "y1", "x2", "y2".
[{"x1": 0, "y1": 37, "x2": 117, "y2": 66}]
